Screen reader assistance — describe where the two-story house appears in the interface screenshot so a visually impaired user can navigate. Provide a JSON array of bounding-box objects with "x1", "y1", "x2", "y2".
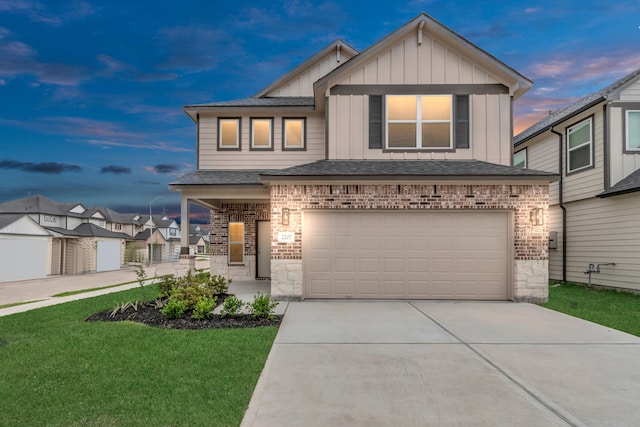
[
  {"x1": 170, "y1": 13, "x2": 558, "y2": 302},
  {"x1": 514, "y1": 68, "x2": 640, "y2": 292}
]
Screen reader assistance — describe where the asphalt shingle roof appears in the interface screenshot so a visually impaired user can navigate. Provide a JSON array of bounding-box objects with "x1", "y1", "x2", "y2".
[
  {"x1": 598, "y1": 169, "x2": 640, "y2": 198},
  {"x1": 185, "y1": 97, "x2": 314, "y2": 108},
  {"x1": 171, "y1": 170, "x2": 272, "y2": 186},
  {"x1": 515, "y1": 68, "x2": 640, "y2": 145},
  {"x1": 73, "y1": 223, "x2": 131, "y2": 239},
  {"x1": 260, "y1": 160, "x2": 559, "y2": 179}
]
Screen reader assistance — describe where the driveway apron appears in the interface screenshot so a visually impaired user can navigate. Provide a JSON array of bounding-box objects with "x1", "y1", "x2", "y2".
[{"x1": 242, "y1": 301, "x2": 640, "y2": 427}]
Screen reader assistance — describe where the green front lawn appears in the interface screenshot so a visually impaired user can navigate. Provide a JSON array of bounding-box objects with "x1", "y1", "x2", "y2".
[
  {"x1": 0, "y1": 286, "x2": 277, "y2": 426},
  {"x1": 543, "y1": 282, "x2": 640, "y2": 337}
]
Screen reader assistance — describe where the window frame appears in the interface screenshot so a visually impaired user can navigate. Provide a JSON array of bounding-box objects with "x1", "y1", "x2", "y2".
[
  {"x1": 625, "y1": 109, "x2": 640, "y2": 152},
  {"x1": 228, "y1": 222, "x2": 244, "y2": 265},
  {"x1": 282, "y1": 117, "x2": 307, "y2": 151},
  {"x1": 250, "y1": 117, "x2": 274, "y2": 151},
  {"x1": 513, "y1": 148, "x2": 527, "y2": 168},
  {"x1": 217, "y1": 117, "x2": 242, "y2": 151},
  {"x1": 566, "y1": 116, "x2": 594, "y2": 174},
  {"x1": 385, "y1": 94, "x2": 453, "y2": 151}
]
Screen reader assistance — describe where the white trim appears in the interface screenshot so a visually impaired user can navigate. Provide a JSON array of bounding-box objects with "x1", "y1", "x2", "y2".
[
  {"x1": 385, "y1": 95, "x2": 453, "y2": 150},
  {"x1": 251, "y1": 118, "x2": 273, "y2": 149}
]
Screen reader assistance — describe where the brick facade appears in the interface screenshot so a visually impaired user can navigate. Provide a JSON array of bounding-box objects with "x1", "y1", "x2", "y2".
[{"x1": 270, "y1": 184, "x2": 549, "y2": 261}]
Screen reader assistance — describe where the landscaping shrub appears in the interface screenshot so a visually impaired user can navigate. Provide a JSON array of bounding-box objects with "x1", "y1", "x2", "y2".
[
  {"x1": 161, "y1": 300, "x2": 188, "y2": 319},
  {"x1": 248, "y1": 293, "x2": 278, "y2": 320},
  {"x1": 192, "y1": 296, "x2": 217, "y2": 320},
  {"x1": 220, "y1": 295, "x2": 244, "y2": 317}
]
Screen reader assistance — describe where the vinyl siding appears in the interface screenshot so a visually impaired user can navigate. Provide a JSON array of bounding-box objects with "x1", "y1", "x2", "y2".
[
  {"x1": 526, "y1": 135, "x2": 560, "y2": 204},
  {"x1": 327, "y1": 93, "x2": 512, "y2": 164},
  {"x1": 548, "y1": 195, "x2": 640, "y2": 292},
  {"x1": 198, "y1": 112, "x2": 325, "y2": 169},
  {"x1": 266, "y1": 51, "x2": 355, "y2": 97}
]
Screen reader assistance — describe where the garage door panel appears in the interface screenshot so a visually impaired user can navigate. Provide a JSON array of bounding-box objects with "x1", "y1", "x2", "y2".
[{"x1": 304, "y1": 211, "x2": 509, "y2": 300}]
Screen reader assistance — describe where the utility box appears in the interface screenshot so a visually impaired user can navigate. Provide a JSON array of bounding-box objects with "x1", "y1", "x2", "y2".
[{"x1": 549, "y1": 231, "x2": 558, "y2": 249}]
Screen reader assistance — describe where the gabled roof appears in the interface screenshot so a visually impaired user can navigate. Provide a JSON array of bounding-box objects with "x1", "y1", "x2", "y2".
[
  {"x1": 515, "y1": 68, "x2": 640, "y2": 145},
  {"x1": 0, "y1": 214, "x2": 51, "y2": 235},
  {"x1": 260, "y1": 160, "x2": 559, "y2": 181},
  {"x1": 0, "y1": 195, "x2": 78, "y2": 217},
  {"x1": 598, "y1": 169, "x2": 640, "y2": 198},
  {"x1": 74, "y1": 223, "x2": 131, "y2": 239},
  {"x1": 254, "y1": 39, "x2": 358, "y2": 98},
  {"x1": 98, "y1": 207, "x2": 140, "y2": 224},
  {"x1": 314, "y1": 13, "x2": 532, "y2": 100},
  {"x1": 43, "y1": 226, "x2": 81, "y2": 237}
]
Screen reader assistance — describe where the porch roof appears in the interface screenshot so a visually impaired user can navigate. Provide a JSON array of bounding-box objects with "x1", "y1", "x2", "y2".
[{"x1": 170, "y1": 170, "x2": 272, "y2": 186}]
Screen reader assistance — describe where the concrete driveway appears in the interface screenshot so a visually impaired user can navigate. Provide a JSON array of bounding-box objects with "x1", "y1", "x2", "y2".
[{"x1": 242, "y1": 301, "x2": 640, "y2": 427}]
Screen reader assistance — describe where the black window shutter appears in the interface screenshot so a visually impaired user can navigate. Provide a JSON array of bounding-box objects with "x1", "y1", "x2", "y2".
[
  {"x1": 369, "y1": 95, "x2": 383, "y2": 149},
  {"x1": 455, "y1": 94, "x2": 469, "y2": 149}
]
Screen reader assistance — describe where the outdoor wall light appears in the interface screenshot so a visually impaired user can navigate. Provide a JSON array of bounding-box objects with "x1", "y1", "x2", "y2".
[
  {"x1": 282, "y1": 207, "x2": 290, "y2": 226},
  {"x1": 530, "y1": 207, "x2": 544, "y2": 226}
]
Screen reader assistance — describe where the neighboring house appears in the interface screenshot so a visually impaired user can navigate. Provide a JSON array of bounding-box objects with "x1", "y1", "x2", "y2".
[
  {"x1": 0, "y1": 214, "x2": 51, "y2": 282},
  {"x1": 0, "y1": 195, "x2": 136, "y2": 279},
  {"x1": 189, "y1": 235, "x2": 207, "y2": 254},
  {"x1": 134, "y1": 214, "x2": 181, "y2": 262},
  {"x1": 170, "y1": 13, "x2": 557, "y2": 302},
  {"x1": 514, "y1": 68, "x2": 640, "y2": 292}
]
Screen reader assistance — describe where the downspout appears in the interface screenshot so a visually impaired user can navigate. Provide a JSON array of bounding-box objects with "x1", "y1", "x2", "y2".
[{"x1": 550, "y1": 127, "x2": 566, "y2": 282}]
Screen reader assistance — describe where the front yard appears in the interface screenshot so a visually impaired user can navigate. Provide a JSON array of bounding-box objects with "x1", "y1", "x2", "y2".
[
  {"x1": 0, "y1": 286, "x2": 277, "y2": 426},
  {"x1": 543, "y1": 282, "x2": 640, "y2": 337}
]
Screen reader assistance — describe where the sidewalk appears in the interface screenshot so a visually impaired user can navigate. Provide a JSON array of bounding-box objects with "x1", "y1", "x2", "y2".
[{"x1": 0, "y1": 260, "x2": 209, "y2": 316}]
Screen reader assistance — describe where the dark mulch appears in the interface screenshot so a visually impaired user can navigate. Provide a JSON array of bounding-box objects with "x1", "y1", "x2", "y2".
[{"x1": 85, "y1": 299, "x2": 282, "y2": 330}]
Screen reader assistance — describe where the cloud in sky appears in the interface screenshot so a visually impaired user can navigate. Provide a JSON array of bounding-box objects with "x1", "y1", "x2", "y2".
[
  {"x1": 0, "y1": 159, "x2": 82, "y2": 174},
  {"x1": 101, "y1": 165, "x2": 131, "y2": 174},
  {"x1": 151, "y1": 164, "x2": 179, "y2": 174},
  {"x1": 0, "y1": 0, "x2": 98, "y2": 26}
]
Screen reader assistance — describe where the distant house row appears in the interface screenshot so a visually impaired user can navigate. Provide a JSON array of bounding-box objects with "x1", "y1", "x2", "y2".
[{"x1": 0, "y1": 195, "x2": 209, "y2": 283}]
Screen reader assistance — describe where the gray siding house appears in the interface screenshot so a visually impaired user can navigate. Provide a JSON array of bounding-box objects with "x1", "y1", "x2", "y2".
[{"x1": 515, "y1": 68, "x2": 640, "y2": 292}]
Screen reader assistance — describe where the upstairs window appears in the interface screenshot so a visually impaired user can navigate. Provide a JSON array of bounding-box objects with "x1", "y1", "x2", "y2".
[
  {"x1": 218, "y1": 118, "x2": 241, "y2": 150},
  {"x1": 251, "y1": 118, "x2": 273, "y2": 150},
  {"x1": 513, "y1": 149, "x2": 527, "y2": 168},
  {"x1": 386, "y1": 95, "x2": 452, "y2": 149},
  {"x1": 282, "y1": 118, "x2": 306, "y2": 150},
  {"x1": 567, "y1": 117, "x2": 593, "y2": 173},
  {"x1": 626, "y1": 110, "x2": 640, "y2": 151}
]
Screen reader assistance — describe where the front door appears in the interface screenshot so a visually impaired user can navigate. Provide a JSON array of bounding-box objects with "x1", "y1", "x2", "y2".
[{"x1": 257, "y1": 221, "x2": 271, "y2": 278}]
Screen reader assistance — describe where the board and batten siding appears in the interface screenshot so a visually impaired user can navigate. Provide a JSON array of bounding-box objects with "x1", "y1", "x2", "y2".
[
  {"x1": 198, "y1": 113, "x2": 325, "y2": 170},
  {"x1": 327, "y1": 93, "x2": 512, "y2": 164},
  {"x1": 334, "y1": 31, "x2": 500, "y2": 86},
  {"x1": 548, "y1": 195, "x2": 640, "y2": 292},
  {"x1": 620, "y1": 79, "x2": 640, "y2": 101},
  {"x1": 265, "y1": 51, "x2": 355, "y2": 97},
  {"x1": 609, "y1": 105, "x2": 640, "y2": 187}
]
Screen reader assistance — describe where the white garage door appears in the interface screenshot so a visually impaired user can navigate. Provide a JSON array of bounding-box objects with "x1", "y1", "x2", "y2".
[
  {"x1": 0, "y1": 237, "x2": 48, "y2": 282},
  {"x1": 303, "y1": 211, "x2": 510, "y2": 300},
  {"x1": 97, "y1": 240, "x2": 121, "y2": 272}
]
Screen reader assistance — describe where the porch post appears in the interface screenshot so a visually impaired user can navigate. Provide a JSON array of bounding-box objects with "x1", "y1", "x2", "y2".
[{"x1": 180, "y1": 196, "x2": 190, "y2": 255}]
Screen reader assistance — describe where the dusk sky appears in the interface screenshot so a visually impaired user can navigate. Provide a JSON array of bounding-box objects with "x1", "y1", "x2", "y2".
[{"x1": 1, "y1": 1, "x2": 639, "y2": 221}]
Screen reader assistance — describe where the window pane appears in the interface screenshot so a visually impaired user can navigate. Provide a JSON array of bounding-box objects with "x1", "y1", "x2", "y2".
[
  {"x1": 285, "y1": 119, "x2": 304, "y2": 147},
  {"x1": 421, "y1": 123, "x2": 450, "y2": 147},
  {"x1": 388, "y1": 123, "x2": 417, "y2": 147},
  {"x1": 422, "y1": 96, "x2": 451, "y2": 121},
  {"x1": 229, "y1": 222, "x2": 243, "y2": 243},
  {"x1": 229, "y1": 243, "x2": 243, "y2": 263},
  {"x1": 568, "y1": 121, "x2": 590, "y2": 148},
  {"x1": 514, "y1": 150, "x2": 526, "y2": 168},
  {"x1": 627, "y1": 111, "x2": 640, "y2": 149},
  {"x1": 252, "y1": 119, "x2": 271, "y2": 147},
  {"x1": 220, "y1": 120, "x2": 238, "y2": 147},
  {"x1": 388, "y1": 96, "x2": 417, "y2": 120},
  {"x1": 569, "y1": 144, "x2": 591, "y2": 171}
]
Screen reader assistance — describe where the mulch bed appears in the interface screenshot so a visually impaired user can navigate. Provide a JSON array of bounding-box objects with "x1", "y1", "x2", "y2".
[{"x1": 85, "y1": 298, "x2": 282, "y2": 330}]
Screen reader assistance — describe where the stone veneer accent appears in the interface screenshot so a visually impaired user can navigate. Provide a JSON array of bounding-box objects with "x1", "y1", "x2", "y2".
[
  {"x1": 210, "y1": 203, "x2": 270, "y2": 279},
  {"x1": 269, "y1": 183, "x2": 550, "y2": 301}
]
